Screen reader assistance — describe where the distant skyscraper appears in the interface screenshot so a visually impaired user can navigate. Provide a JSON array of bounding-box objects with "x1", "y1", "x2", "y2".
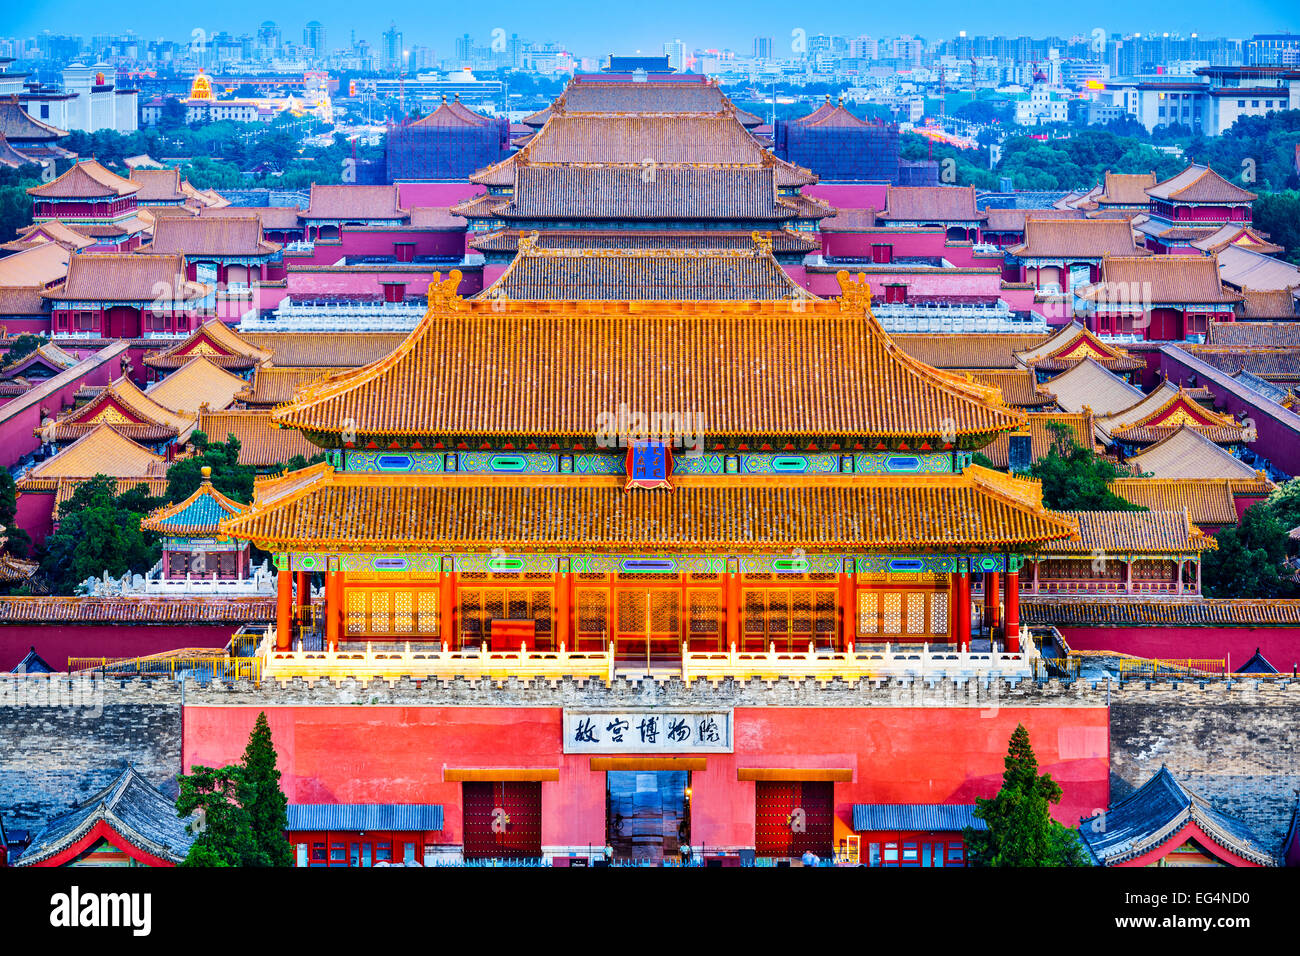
[
  {"x1": 663, "y1": 39, "x2": 687, "y2": 72},
  {"x1": 304, "y1": 21, "x2": 326, "y2": 59},
  {"x1": 258, "y1": 20, "x2": 280, "y2": 58},
  {"x1": 753, "y1": 37, "x2": 773, "y2": 60},
  {"x1": 382, "y1": 23, "x2": 404, "y2": 71}
]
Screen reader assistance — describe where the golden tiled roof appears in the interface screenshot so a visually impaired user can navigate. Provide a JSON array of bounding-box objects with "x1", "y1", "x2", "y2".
[
  {"x1": 891, "y1": 332, "x2": 1049, "y2": 370},
  {"x1": 0, "y1": 551, "x2": 38, "y2": 583},
  {"x1": 220, "y1": 464, "x2": 1077, "y2": 551},
  {"x1": 1040, "y1": 510, "x2": 1215, "y2": 555},
  {"x1": 0, "y1": 219, "x2": 94, "y2": 252},
  {"x1": 1099, "y1": 384, "x2": 1244, "y2": 446},
  {"x1": 27, "y1": 160, "x2": 138, "y2": 199},
  {"x1": 50, "y1": 476, "x2": 169, "y2": 508},
  {"x1": 128, "y1": 167, "x2": 186, "y2": 202},
  {"x1": 303, "y1": 184, "x2": 406, "y2": 220},
  {"x1": 1108, "y1": 478, "x2": 1245, "y2": 526},
  {"x1": 238, "y1": 332, "x2": 408, "y2": 368},
  {"x1": 46, "y1": 376, "x2": 193, "y2": 443},
  {"x1": 1043, "y1": 356, "x2": 1145, "y2": 416},
  {"x1": 47, "y1": 253, "x2": 210, "y2": 303},
  {"x1": 144, "y1": 216, "x2": 280, "y2": 257},
  {"x1": 1077, "y1": 255, "x2": 1242, "y2": 306},
  {"x1": 196, "y1": 409, "x2": 321, "y2": 467},
  {"x1": 964, "y1": 369, "x2": 1056, "y2": 407},
  {"x1": 1124, "y1": 426, "x2": 1265, "y2": 481},
  {"x1": 144, "y1": 356, "x2": 249, "y2": 417},
  {"x1": 25, "y1": 424, "x2": 168, "y2": 480},
  {"x1": 1014, "y1": 321, "x2": 1144, "y2": 373},
  {"x1": 879, "y1": 186, "x2": 984, "y2": 222},
  {"x1": 239, "y1": 366, "x2": 333, "y2": 406},
  {"x1": 143, "y1": 319, "x2": 274, "y2": 371},
  {"x1": 271, "y1": 270, "x2": 1025, "y2": 446},
  {"x1": 979, "y1": 411, "x2": 1096, "y2": 468},
  {"x1": 0, "y1": 241, "x2": 72, "y2": 287},
  {"x1": 1096, "y1": 171, "x2": 1157, "y2": 206},
  {"x1": 1146, "y1": 164, "x2": 1256, "y2": 203}
]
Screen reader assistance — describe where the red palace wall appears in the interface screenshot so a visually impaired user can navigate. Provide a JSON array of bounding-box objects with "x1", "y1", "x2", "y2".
[
  {"x1": 1058, "y1": 626, "x2": 1300, "y2": 673},
  {"x1": 802, "y1": 182, "x2": 890, "y2": 210},
  {"x1": 0, "y1": 623, "x2": 238, "y2": 671},
  {"x1": 182, "y1": 705, "x2": 1109, "y2": 850},
  {"x1": 395, "y1": 182, "x2": 485, "y2": 209}
]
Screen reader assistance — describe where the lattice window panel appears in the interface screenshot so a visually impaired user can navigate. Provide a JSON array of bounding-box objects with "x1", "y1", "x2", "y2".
[
  {"x1": 531, "y1": 591, "x2": 552, "y2": 634},
  {"x1": 768, "y1": 591, "x2": 790, "y2": 635},
  {"x1": 460, "y1": 591, "x2": 483, "y2": 635},
  {"x1": 370, "y1": 591, "x2": 389, "y2": 633},
  {"x1": 347, "y1": 592, "x2": 366, "y2": 635},
  {"x1": 906, "y1": 593, "x2": 925, "y2": 634},
  {"x1": 688, "y1": 590, "x2": 720, "y2": 636},
  {"x1": 858, "y1": 592, "x2": 878, "y2": 635},
  {"x1": 393, "y1": 591, "x2": 412, "y2": 633},
  {"x1": 417, "y1": 591, "x2": 438, "y2": 635},
  {"x1": 930, "y1": 592, "x2": 949, "y2": 636},
  {"x1": 814, "y1": 591, "x2": 836, "y2": 634},
  {"x1": 649, "y1": 591, "x2": 680, "y2": 634},
  {"x1": 577, "y1": 590, "x2": 608, "y2": 635},
  {"x1": 744, "y1": 591, "x2": 766, "y2": 634},
  {"x1": 791, "y1": 590, "x2": 813, "y2": 634},
  {"x1": 882, "y1": 593, "x2": 901, "y2": 634}
]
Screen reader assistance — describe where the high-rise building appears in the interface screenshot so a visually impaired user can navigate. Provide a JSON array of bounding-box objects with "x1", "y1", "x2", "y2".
[
  {"x1": 753, "y1": 37, "x2": 773, "y2": 60},
  {"x1": 304, "y1": 21, "x2": 326, "y2": 59},
  {"x1": 663, "y1": 39, "x2": 687, "y2": 72},
  {"x1": 383, "y1": 23, "x2": 404, "y2": 72}
]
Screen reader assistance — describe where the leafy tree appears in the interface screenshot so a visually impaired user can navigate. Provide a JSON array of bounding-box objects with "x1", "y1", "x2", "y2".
[
  {"x1": 237, "y1": 712, "x2": 294, "y2": 867},
  {"x1": 281, "y1": 451, "x2": 328, "y2": 472},
  {"x1": 1253, "y1": 192, "x2": 1300, "y2": 265},
  {"x1": 38, "y1": 476, "x2": 164, "y2": 594},
  {"x1": 176, "y1": 765, "x2": 268, "y2": 867},
  {"x1": 1268, "y1": 477, "x2": 1300, "y2": 541},
  {"x1": 0, "y1": 471, "x2": 32, "y2": 560},
  {"x1": 167, "y1": 431, "x2": 256, "y2": 504},
  {"x1": 965, "y1": 724, "x2": 1090, "y2": 867},
  {"x1": 1029, "y1": 421, "x2": 1146, "y2": 512},
  {"x1": 1, "y1": 333, "x2": 47, "y2": 367},
  {"x1": 1201, "y1": 500, "x2": 1298, "y2": 599}
]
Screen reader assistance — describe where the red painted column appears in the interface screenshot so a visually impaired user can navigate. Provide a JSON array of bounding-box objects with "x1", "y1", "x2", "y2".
[
  {"x1": 276, "y1": 567, "x2": 292, "y2": 650},
  {"x1": 439, "y1": 566, "x2": 457, "y2": 649},
  {"x1": 325, "y1": 567, "x2": 341, "y2": 651},
  {"x1": 1004, "y1": 571, "x2": 1020, "y2": 653},
  {"x1": 954, "y1": 571, "x2": 970, "y2": 648},
  {"x1": 726, "y1": 571, "x2": 742, "y2": 651},
  {"x1": 839, "y1": 570, "x2": 856, "y2": 653},
  {"x1": 295, "y1": 571, "x2": 309, "y2": 628},
  {"x1": 984, "y1": 571, "x2": 1000, "y2": 633},
  {"x1": 554, "y1": 570, "x2": 571, "y2": 650}
]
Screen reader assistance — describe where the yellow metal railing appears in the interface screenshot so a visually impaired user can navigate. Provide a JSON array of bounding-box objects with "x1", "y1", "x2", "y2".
[
  {"x1": 70, "y1": 656, "x2": 262, "y2": 682},
  {"x1": 1115, "y1": 658, "x2": 1226, "y2": 677}
]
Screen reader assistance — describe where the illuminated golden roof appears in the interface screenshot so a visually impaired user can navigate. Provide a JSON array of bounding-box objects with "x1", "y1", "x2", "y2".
[
  {"x1": 272, "y1": 270, "x2": 1024, "y2": 447},
  {"x1": 46, "y1": 376, "x2": 193, "y2": 443},
  {"x1": 144, "y1": 356, "x2": 249, "y2": 417},
  {"x1": 220, "y1": 464, "x2": 1077, "y2": 552}
]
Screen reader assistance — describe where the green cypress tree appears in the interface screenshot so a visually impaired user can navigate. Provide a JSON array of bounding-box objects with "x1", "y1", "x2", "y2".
[
  {"x1": 965, "y1": 724, "x2": 1090, "y2": 867},
  {"x1": 176, "y1": 764, "x2": 268, "y2": 867},
  {"x1": 238, "y1": 712, "x2": 295, "y2": 867}
]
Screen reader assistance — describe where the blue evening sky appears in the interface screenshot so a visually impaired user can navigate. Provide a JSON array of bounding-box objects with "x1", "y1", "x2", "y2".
[{"x1": 2, "y1": 0, "x2": 1296, "y2": 55}]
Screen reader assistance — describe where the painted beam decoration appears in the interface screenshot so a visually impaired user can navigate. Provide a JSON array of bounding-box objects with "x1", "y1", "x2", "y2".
[{"x1": 563, "y1": 709, "x2": 734, "y2": 754}]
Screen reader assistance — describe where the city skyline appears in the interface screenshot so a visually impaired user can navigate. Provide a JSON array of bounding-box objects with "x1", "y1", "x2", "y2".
[{"x1": 1, "y1": 0, "x2": 1297, "y2": 60}]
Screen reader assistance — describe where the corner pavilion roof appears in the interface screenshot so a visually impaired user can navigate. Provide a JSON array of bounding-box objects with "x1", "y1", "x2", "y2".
[
  {"x1": 270, "y1": 270, "x2": 1027, "y2": 448},
  {"x1": 1014, "y1": 321, "x2": 1145, "y2": 374},
  {"x1": 141, "y1": 470, "x2": 247, "y2": 536},
  {"x1": 142, "y1": 319, "x2": 273, "y2": 371},
  {"x1": 1145, "y1": 164, "x2": 1257, "y2": 204},
  {"x1": 27, "y1": 159, "x2": 137, "y2": 199},
  {"x1": 219, "y1": 463, "x2": 1078, "y2": 553}
]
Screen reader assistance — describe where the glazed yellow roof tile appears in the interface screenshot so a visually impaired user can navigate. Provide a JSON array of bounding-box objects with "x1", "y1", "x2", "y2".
[
  {"x1": 1108, "y1": 478, "x2": 1251, "y2": 525},
  {"x1": 219, "y1": 464, "x2": 1078, "y2": 551},
  {"x1": 26, "y1": 424, "x2": 167, "y2": 479},
  {"x1": 979, "y1": 412, "x2": 1096, "y2": 468},
  {"x1": 962, "y1": 369, "x2": 1056, "y2": 407},
  {"x1": 52, "y1": 375, "x2": 193, "y2": 441},
  {"x1": 144, "y1": 356, "x2": 249, "y2": 417},
  {"x1": 143, "y1": 320, "x2": 273, "y2": 370},
  {"x1": 1039, "y1": 510, "x2": 1215, "y2": 554},
  {"x1": 240, "y1": 367, "x2": 334, "y2": 406},
  {"x1": 272, "y1": 271, "x2": 1025, "y2": 443},
  {"x1": 1014, "y1": 321, "x2": 1144, "y2": 372},
  {"x1": 196, "y1": 409, "x2": 322, "y2": 467},
  {"x1": 1125, "y1": 425, "x2": 1265, "y2": 480},
  {"x1": 1098, "y1": 383, "x2": 1244, "y2": 445}
]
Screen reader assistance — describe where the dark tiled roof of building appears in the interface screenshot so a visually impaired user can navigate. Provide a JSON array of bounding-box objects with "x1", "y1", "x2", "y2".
[
  {"x1": 493, "y1": 164, "x2": 820, "y2": 221},
  {"x1": 1078, "y1": 767, "x2": 1278, "y2": 866},
  {"x1": 1078, "y1": 255, "x2": 1240, "y2": 305},
  {"x1": 411, "y1": 97, "x2": 496, "y2": 127},
  {"x1": 1146, "y1": 164, "x2": 1257, "y2": 203},
  {"x1": 28, "y1": 159, "x2": 137, "y2": 199},
  {"x1": 1236, "y1": 288, "x2": 1298, "y2": 319},
  {"x1": 477, "y1": 242, "x2": 817, "y2": 301},
  {"x1": 143, "y1": 216, "x2": 280, "y2": 256},
  {"x1": 302, "y1": 184, "x2": 407, "y2": 221},
  {"x1": 15, "y1": 766, "x2": 196, "y2": 867},
  {"x1": 880, "y1": 186, "x2": 985, "y2": 222},
  {"x1": 1182, "y1": 346, "x2": 1300, "y2": 380},
  {"x1": 852, "y1": 804, "x2": 987, "y2": 832},
  {"x1": 286, "y1": 804, "x2": 445, "y2": 831},
  {"x1": 273, "y1": 272, "x2": 1025, "y2": 444},
  {"x1": 0, "y1": 96, "x2": 69, "y2": 142},
  {"x1": 0, "y1": 596, "x2": 275, "y2": 623},
  {"x1": 1008, "y1": 218, "x2": 1144, "y2": 259},
  {"x1": 1024, "y1": 597, "x2": 1300, "y2": 627},
  {"x1": 48, "y1": 253, "x2": 208, "y2": 303}
]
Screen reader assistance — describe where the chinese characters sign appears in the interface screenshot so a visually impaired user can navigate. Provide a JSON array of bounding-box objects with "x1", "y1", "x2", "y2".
[{"x1": 563, "y1": 710, "x2": 733, "y2": 753}]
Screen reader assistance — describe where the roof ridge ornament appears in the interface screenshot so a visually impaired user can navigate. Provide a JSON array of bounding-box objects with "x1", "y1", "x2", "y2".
[
  {"x1": 427, "y1": 270, "x2": 464, "y2": 312},
  {"x1": 751, "y1": 231, "x2": 773, "y2": 255},
  {"x1": 835, "y1": 269, "x2": 872, "y2": 314}
]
